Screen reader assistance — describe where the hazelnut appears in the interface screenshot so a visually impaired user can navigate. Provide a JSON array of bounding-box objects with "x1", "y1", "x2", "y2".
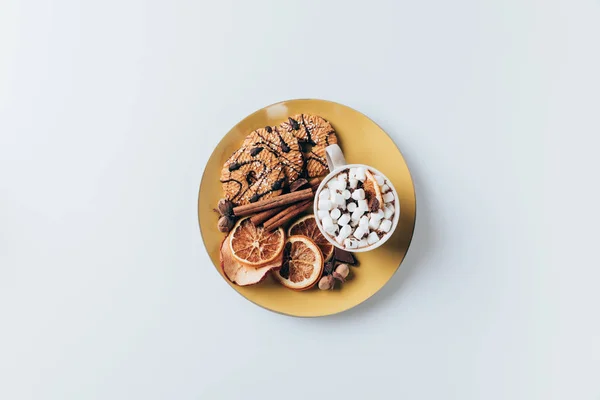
[
  {"x1": 333, "y1": 263, "x2": 350, "y2": 282},
  {"x1": 218, "y1": 216, "x2": 234, "y2": 232},
  {"x1": 217, "y1": 198, "x2": 234, "y2": 216},
  {"x1": 318, "y1": 275, "x2": 335, "y2": 290}
]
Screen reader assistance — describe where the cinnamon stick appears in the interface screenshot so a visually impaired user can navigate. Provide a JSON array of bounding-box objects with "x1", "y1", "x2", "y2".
[
  {"x1": 250, "y1": 207, "x2": 281, "y2": 226},
  {"x1": 250, "y1": 178, "x2": 318, "y2": 225},
  {"x1": 264, "y1": 199, "x2": 312, "y2": 231},
  {"x1": 233, "y1": 188, "x2": 313, "y2": 217},
  {"x1": 308, "y1": 177, "x2": 321, "y2": 188}
]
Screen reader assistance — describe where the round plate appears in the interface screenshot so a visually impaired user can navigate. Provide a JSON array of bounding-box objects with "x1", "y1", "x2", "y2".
[{"x1": 198, "y1": 99, "x2": 416, "y2": 317}]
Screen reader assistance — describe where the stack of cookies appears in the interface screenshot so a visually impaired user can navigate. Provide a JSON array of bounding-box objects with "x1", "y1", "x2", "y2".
[{"x1": 221, "y1": 114, "x2": 338, "y2": 206}]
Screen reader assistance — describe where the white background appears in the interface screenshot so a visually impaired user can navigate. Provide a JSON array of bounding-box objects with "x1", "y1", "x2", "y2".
[{"x1": 1, "y1": 0, "x2": 599, "y2": 399}]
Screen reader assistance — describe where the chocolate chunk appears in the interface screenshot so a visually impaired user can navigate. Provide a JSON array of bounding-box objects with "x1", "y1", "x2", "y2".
[
  {"x1": 228, "y1": 162, "x2": 240, "y2": 171},
  {"x1": 288, "y1": 117, "x2": 300, "y2": 130},
  {"x1": 265, "y1": 126, "x2": 273, "y2": 133},
  {"x1": 279, "y1": 261, "x2": 290, "y2": 279},
  {"x1": 281, "y1": 143, "x2": 290, "y2": 153},
  {"x1": 271, "y1": 178, "x2": 285, "y2": 191},
  {"x1": 289, "y1": 178, "x2": 309, "y2": 192},
  {"x1": 250, "y1": 147, "x2": 263, "y2": 156},
  {"x1": 284, "y1": 242, "x2": 292, "y2": 256},
  {"x1": 279, "y1": 242, "x2": 292, "y2": 278},
  {"x1": 249, "y1": 194, "x2": 260, "y2": 203},
  {"x1": 246, "y1": 171, "x2": 257, "y2": 185},
  {"x1": 334, "y1": 248, "x2": 357, "y2": 265},
  {"x1": 369, "y1": 198, "x2": 380, "y2": 212},
  {"x1": 299, "y1": 141, "x2": 313, "y2": 153},
  {"x1": 323, "y1": 261, "x2": 335, "y2": 276}
]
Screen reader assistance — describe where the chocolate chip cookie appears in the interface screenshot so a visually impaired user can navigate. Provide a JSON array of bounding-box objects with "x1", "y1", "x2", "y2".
[
  {"x1": 279, "y1": 114, "x2": 338, "y2": 178},
  {"x1": 242, "y1": 126, "x2": 304, "y2": 184},
  {"x1": 221, "y1": 126, "x2": 303, "y2": 206}
]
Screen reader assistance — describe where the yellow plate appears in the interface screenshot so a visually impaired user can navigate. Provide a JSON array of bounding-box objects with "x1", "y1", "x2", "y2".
[{"x1": 198, "y1": 99, "x2": 416, "y2": 317}]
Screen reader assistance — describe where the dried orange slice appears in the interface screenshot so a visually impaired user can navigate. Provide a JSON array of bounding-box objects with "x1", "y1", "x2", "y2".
[
  {"x1": 273, "y1": 235, "x2": 324, "y2": 291},
  {"x1": 220, "y1": 235, "x2": 282, "y2": 286},
  {"x1": 229, "y1": 217, "x2": 285, "y2": 267},
  {"x1": 363, "y1": 170, "x2": 384, "y2": 211},
  {"x1": 288, "y1": 214, "x2": 334, "y2": 262}
]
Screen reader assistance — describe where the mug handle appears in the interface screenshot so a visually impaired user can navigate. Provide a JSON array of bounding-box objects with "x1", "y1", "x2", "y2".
[{"x1": 325, "y1": 144, "x2": 347, "y2": 171}]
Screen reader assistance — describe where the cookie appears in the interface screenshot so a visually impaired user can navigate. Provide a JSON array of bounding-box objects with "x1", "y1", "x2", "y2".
[
  {"x1": 221, "y1": 147, "x2": 287, "y2": 206},
  {"x1": 221, "y1": 126, "x2": 303, "y2": 206},
  {"x1": 242, "y1": 126, "x2": 304, "y2": 184},
  {"x1": 279, "y1": 114, "x2": 338, "y2": 178}
]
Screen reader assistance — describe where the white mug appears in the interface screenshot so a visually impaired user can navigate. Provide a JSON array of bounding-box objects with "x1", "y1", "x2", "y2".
[{"x1": 313, "y1": 144, "x2": 401, "y2": 252}]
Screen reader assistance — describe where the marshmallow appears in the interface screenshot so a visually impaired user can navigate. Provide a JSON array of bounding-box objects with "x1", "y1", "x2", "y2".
[
  {"x1": 348, "y1": 167, "x2": 357, "y2": 179},
  {"x1": 353, "y1": 226, "x2": 367, "y2": 239},
  {"x1": 359, "y1": 238, "x2": 368, "y2": 247},
  {"x1": 355, "y1": 167, "x2": 366, "y2": 181},
  {"x1": 328, "y1": 180, "x2": 346, "y2": 192},
  {"x1": 338, "y1": 213, "x2": 351, "y2": 226},
  {"x1": 367, "y1": 231, "x2": 380, "y2": 245},
  {"x1": 318, "y1": 188, "x2": 330, "y2": 200},
  {"x1": 330, "y1": 208, "x2": 341, "y2": 220},
  {"x1": 384, "y1": 204, "x2": 395, "y2": 219},
  {"x1": 381, "y1": 184, "x2": 390, "y2": 193},
  {"x1": 317, "y1": 209, "x2": 330, "y2": 220},
  {"x1": 368, "y1": 216, "x2": 382, "y2": 230},
  {"x1": 332, "y1": 193, "x2": 345, "y2": 207},
  {"x1": 351, "y1": 208, "x2": 365, "y2": 222},
  {"x1": 338, "y1": 224, "x2": 353, "y2": 241},
  {"x1": 379, "y1": 219, "x2": 392, "y2": 233},
  {"x1": 359, "y1": 215, "x2": 369, "y2": 230},
  {"x1": 351, "y1": 189, "x2": 365, "y2": 201},
  {"x1": 357, "y1": 199, "x2": 369, "y2": 211},
  {"x1": 347, "y1": 202, "x2": 357, "y2": 212},
  {"x1": 373, "y1": 209, "x2": 384, "y2": 220},
  {"x1": 374, "y1": 174, "x2": 385, "y2": 186},
  {"x1": 342, "y1": 190, "x2": 351, "y2": 200},
  {"x1": 349, "y1": 178, "x2": 358, "y2": 189},
  {"x1": 318, "y1": 200, "x2": 332, "y2": 211},
  {"x1": 337, "y1": 172, "x2": 348, "y2": 182},
  {"x1": 383, "y1": 192, "x2": 395, "y2": 203},
  {"x1": 344, "y1": 238, "x2": 359, "y2": 249},
  {"x1": 324, "y1": 224, "x2": 337, "y2": 236}
]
